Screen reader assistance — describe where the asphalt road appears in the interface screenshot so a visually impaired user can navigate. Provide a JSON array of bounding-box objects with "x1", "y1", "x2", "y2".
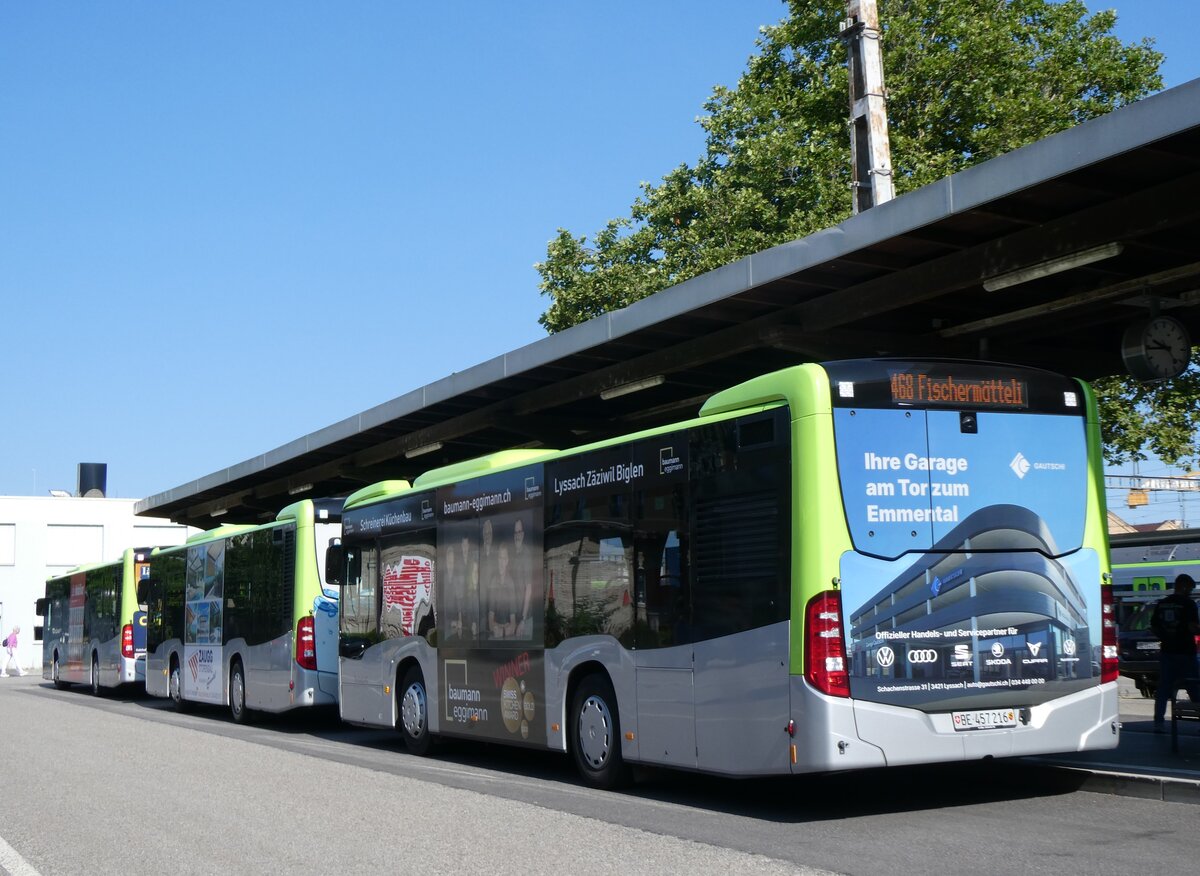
[{"x1": 2, "y1": 674, "x2": 1197, "y2": 875}]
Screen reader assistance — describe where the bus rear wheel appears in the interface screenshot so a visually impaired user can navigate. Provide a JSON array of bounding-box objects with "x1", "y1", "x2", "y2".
[
  {"x1": 398, "y1": 666, "x2": 433, "y2": 756},
  {"x1": 571, "y1": 673, "x2": 631, "y2": 790},
  {"x1": 229, "y1": 661, "x2": 252, "y2": 724}
]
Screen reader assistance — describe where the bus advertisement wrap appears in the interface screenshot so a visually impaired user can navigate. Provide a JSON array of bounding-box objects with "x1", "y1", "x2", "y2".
[
  {"x1": 439, "y1": 650, "x2": 546, "y2": 745},
  {"x1": 183, "y1": 541, "x2": 225, "y2": 704},
  {"x1": 834, "y1": 407, "x2": 1101, "y2": 710}
]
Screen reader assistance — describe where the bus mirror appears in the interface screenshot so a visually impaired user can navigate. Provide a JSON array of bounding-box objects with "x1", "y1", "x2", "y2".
[
  {"x1": 325, "y1": 544, "x2": 344, "y2": 587},
  {"x1": 35, "y1": 598, "x2": 48, "y2": 617},
  {"x1": 34, "y1": 625, "x2": 44, "y2": 642}
]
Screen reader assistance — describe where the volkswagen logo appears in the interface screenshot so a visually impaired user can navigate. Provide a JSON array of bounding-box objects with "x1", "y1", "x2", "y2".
[
  {"x1": 876, "y1": 646, "x2": 895, "y2": 668},
  {"x1": 991, "y1": 642, "x2": 1005, "y2": 658},
  {"x1": 1063, "y1": 638, "x2": 1077, "y2": 656},
  {"x1": 908, "y1": 649, "x2": 939, "y2": 664}
]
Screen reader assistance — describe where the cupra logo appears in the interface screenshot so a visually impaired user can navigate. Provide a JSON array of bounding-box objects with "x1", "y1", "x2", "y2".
[
  {"x1": 1029, "y1": 642, "x2": 1042, "y2": 657},
  {"x1": 1010, "y1": 452, "x2": 1031, "y2": 479},
  {"x1": 876, "y1": 646, "x2": 895, "y2": 668}
]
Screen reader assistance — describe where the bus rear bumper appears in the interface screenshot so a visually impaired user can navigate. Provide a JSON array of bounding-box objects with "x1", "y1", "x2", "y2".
[{"x1": 851, "y1": 682, "x2": 1120, "y2": 768}]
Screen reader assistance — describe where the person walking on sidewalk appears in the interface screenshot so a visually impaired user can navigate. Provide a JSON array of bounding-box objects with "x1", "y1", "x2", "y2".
[
  {"x1": 2, "y1": 625, "x2": 25, "y2": 677},
  {"x1": 1151, "y1": 574, "x2": 1200, "y2": 731}
]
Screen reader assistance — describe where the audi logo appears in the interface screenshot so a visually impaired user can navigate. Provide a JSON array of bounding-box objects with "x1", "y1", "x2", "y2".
[{"x1": 908, "y1": 649, "x2": 939, "y2": 664}]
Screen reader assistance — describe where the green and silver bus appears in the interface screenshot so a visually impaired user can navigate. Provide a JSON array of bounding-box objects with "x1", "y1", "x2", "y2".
[
  {"x1": 142, "y1": 498, "x2": 342, "y2": 722},
  {"x1": 37, "y1": 547, "x2": 153, "y2": 694},
  {"x1": 334, "y1": 360, "x2": 1119, "y2": 786}
]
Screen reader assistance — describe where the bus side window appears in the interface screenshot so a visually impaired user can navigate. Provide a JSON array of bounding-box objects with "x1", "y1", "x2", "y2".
[{"x1": 340, "y1": 544, "x2": 380, "y2": 657}]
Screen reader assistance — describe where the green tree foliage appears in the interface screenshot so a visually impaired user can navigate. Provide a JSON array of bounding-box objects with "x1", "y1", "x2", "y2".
[{"x1": 1094, "y1": 351, "x2": 1200, "y2": 468}]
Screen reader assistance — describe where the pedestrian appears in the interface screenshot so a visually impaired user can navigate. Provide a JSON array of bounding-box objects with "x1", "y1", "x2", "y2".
[
  {"x1": 2, "y1": 625, "x2": 25, "y2": 677},
  {"x1": 1151, "y1": 574, "x2": 1200, "y2": 731}
]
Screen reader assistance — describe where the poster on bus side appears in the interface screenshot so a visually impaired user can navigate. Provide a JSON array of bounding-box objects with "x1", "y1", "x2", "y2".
[{"x1": 183, "y1": 540, "x2": 225, "y2": 704}]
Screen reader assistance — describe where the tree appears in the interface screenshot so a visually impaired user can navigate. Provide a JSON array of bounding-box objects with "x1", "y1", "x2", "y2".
[
  {"x1": 1094, "y1": 353, "x2": 1200, "y2": 469},
  {"x1": 537, "y1": 0, "x2": 1162, "y2": 332}
]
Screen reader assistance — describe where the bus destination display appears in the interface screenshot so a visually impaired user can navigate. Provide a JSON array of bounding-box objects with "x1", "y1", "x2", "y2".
[{"x1": 890, "y1": 371, "x2": 1028, "y2": 409}]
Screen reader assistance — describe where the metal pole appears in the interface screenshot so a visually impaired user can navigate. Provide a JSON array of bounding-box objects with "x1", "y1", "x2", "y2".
[{"x1": 841, "y1": 0, "x2": 895, "y2": 213}]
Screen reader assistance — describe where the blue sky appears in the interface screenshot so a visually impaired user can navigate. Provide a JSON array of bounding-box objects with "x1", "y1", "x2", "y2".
[{"x1": 1, "y1": 2, "x2": 1198, "y2": 517}]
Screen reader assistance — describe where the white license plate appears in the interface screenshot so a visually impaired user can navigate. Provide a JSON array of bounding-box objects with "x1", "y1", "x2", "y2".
[
  {"x1": 952, "y1": 708, "x2": 1017, "y2": 731},
  {"x1": 1136, "y1": 641, "x2": 1161, "y2": 651}
]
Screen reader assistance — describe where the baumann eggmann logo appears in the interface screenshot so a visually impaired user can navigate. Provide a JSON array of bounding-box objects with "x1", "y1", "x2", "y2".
[
  {"x1": 876, "y1": 646, "x2": 895, "y2": 668},
  {"x1": 908, "y1": 649, "x2": 938, "y2": 665}
]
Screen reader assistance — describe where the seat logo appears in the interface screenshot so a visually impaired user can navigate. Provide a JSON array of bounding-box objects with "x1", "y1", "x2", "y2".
[
  {"x1": 876, "y1": 646, "x2": 895, "y2": 668},
  {"x1": 908, "y1": 649, "x2": 938, "y2": 664}
]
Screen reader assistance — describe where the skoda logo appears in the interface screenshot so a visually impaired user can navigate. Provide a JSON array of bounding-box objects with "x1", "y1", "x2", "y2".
[
  {"x1": 908, "y1": 649, "x2": 939, "y2": 664},
  {"x1": 991, "y1": 642, "x2": 1005, "y2": 658},
  {"x1": 876, "y1": 646, "x2": 895, "y2": 668}
]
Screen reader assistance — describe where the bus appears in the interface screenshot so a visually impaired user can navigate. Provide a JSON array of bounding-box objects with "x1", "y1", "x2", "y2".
[
  {"x1": 36, "y1": 547, "x2": 152, "y2": 694},
  {"x1": 142, "y1": 498, "x2": 342, "y2": 722},
  {"x1": 332, "y1": 359, "x2": 1119, "y2": 787}
]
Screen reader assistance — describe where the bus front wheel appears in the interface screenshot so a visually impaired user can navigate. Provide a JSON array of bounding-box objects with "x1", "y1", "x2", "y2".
[
  {"x1": 398, "y1": 666, "x2": 433, "y2": 756},
  {"x1": 52, "y1": 654, "x2": 69, "y2": 690},
  {"x1": 571, "y1": 673, "x2": 631, "y2": 790},
  {"x1": 90, "y1": 654, "x2": 102, "y2": 696},
  {"x1": 169, "y1": 659, "x2": 190, "y2": 712}
]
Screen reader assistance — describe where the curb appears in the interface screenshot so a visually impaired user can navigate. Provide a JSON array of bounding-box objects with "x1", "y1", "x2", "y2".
[{"x1": 1026, "y1": 760, "x2": 1200, "y2": 805}]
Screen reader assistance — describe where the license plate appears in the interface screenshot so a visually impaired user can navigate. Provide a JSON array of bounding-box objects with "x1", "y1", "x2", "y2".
[
  {"x1": 952, "y1": 708, "x2": 1017, "y2": 731},
  {"x1": 1136, "y1": 641, "x2": 1161, "y2": 651}
]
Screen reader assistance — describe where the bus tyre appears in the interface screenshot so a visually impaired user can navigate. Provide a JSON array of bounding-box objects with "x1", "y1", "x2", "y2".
[
  {"x1": 398, "y1": 666, "x2": 432, "y2": 756},
  {"x1": 571, "y1": 674, "x2": 631, "y2": 790},
  {"x1": 229, "y1": 661, "x2": 252, "y2": 724},
  {"x1": 53, "y1": 654, "x2": 69, "y2": 690},
  {"x1": 169, "y1": 659, "x2": 191, "y2": 712},
  {"x1": 90, "y1": 655, "x2": 102, "y2": 697}
]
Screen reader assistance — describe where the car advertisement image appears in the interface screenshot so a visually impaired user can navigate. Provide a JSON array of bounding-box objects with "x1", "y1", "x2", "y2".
[{"x1": 834, "y1": 407, "x2": 1102, "y2": 711}]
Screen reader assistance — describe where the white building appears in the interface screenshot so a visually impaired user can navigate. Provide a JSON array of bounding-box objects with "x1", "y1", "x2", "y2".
[{"x1": 0, "y1": 495, "x2": 190, "y2": 672}]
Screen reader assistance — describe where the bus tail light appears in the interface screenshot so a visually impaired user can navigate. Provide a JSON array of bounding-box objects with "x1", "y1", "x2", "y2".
[
  {"x1": 1100, "y1": 584, "x2": 1118, "y2": 684},
  {"x1": 296, "y1": 616, "x2": 318, "y2": 671},
  {"x1": 805, "y1": 590, "x2": 850, "y2": 698},
  {"x1": 121, "y1": 624, "x2": 135, "y2": 659}
]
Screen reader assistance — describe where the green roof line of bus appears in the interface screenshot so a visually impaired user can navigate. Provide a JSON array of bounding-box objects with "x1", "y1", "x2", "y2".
[
  {"x1": 46, "y1": 557, "x2": 121, "y2": 580},
  {"x1": 276, "y1": 498, "x2": 314, "y2": 525},
  {"x1": 411, "y1": 449, "x2": 559, "y2": 490},
  {"x1": 187, "y1": 523, "x2": 259, "y2": 544},
  {"x1": 699, "y1": 366, "x2": 794, "y2": 418},
  {"x1": 344, "y1": 480, "x2": 413, "y2": 509}
]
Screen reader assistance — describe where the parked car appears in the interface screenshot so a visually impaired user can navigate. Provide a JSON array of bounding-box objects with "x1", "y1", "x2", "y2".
[{"x1": 1118, "y1": 596, "x2": 1200, "y2": 698}]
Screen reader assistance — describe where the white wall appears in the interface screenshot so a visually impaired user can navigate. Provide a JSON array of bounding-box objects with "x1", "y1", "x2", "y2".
[{"x1": 0, "y1": 496, "x2": 192, "y2": 671}]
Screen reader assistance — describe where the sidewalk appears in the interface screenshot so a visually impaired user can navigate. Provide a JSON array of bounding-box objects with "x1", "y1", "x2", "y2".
[{"x1": 1025, "y1": 677, "x2": 1200, "y2": 805}]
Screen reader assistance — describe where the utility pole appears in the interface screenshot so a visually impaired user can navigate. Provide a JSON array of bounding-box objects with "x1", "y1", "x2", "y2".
[{"x1": 841, "y1": 0, "x2": 895, "y2": 213}]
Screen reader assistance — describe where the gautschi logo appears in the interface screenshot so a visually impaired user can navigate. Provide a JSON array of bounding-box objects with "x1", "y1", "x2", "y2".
[{"x1": 1010, "y1": 452, "x2": 1031, "y2": 479}]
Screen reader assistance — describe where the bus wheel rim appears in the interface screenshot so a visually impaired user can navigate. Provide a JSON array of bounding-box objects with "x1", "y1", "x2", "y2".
[
  {"x1": 578, "y1": 695, "x2": 612, "y2": 769},
  {"x1": 402, "y1": 683, "x2": 426, "y2": 738},
  {"x1": 232, "y1": 670, "x2": 244, "y2": 714}
]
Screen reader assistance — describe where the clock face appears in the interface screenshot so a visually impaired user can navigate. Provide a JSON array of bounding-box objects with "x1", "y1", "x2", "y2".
[{"x1": 1121, "y1": 315, "x2": 1191, "y2": 380}]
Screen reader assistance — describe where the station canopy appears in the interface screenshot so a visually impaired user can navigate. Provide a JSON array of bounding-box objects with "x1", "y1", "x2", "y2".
[{"x1": 139, "y1": 79, "x2": 1200, "y2": 529}]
